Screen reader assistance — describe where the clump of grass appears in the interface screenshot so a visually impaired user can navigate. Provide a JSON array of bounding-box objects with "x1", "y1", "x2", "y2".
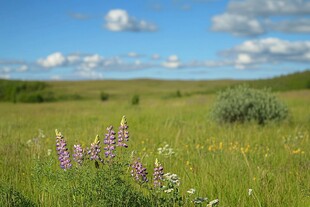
[{"x1": 0, "y1": 184, "x2": 35, "y2": 207}]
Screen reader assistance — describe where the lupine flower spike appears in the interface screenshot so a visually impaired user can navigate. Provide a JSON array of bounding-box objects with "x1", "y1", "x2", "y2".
[
  {"x1": 55, "y1": 129, "x2": 72, "y2": 170},
  {"x1": 118, "y1": 115, "x2": 129, "y2": 148},
  {"x1": 153, "y1": 158, "x2": 164, "y2": 188},
  {"x1": 73, "y1": 144, "x2": 84, "y2": 166},
  {"x1": 104, "y1": 126, "x2": 116, "y2": 158},
  {"x1": 88, "y1": 135, "x2": 103, "y2": 163},
  {"x1": 131, "y1": 158, "x2": 149, "y2": 183}
]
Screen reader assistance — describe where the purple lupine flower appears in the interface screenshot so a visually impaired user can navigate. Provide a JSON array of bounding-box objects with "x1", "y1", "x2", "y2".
[
  {"x1": 131, "y1": 158, "x2": 148, "y2": 183},
  {"x1": 153, "y1": 158, "x2": 164, "y2": 188},
  {"x1": 55, "y1": 129, "x2": 72, "y2": 170},
  {"x1": 88, "y1": 135, "x2": 103, "y2": 162},
  {"x1": 104, "y1": 126, "x2": 116, "y2": 158},
  {"x1": 73, "y1": 144, "x2": 84, "y2": 166},
  {"x1": 117, "y1": 116, "x2": 129, "y2": 148}
]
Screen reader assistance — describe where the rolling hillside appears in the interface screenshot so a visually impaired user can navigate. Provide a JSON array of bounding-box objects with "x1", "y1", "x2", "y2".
[{"x1": 0, "y1": 70, "x2": 309, "y2": 102}]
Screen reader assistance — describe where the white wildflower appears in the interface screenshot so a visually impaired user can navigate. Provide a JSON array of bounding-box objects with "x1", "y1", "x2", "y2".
[
  {"x1": 164, "y1": 188, "x2": 174, "y2": 193},
  {"x1": 193, "y1": 197, "x2": 208, "y2": 204},
  {"x1": 207, "y1": 199, "x2": 219, "y2": 207},
  {"x1": 248, "y1": 188, "x2": 253, "y2": 196},
  {"x1": 163, "y1": 173, "x2": 180, "y2": 186},
  {"x1": 47, "y1": 149, "x2": 52, "y2": 156},
  {"x1": 26, "y1": 139, "x2": 32, "y2": 146},
  {"x1": 187, "y1": 188, "x2": 196, "y2": 194},
  {"x1": 157, "y1": 143, "x2": 175, "y2": 157}
]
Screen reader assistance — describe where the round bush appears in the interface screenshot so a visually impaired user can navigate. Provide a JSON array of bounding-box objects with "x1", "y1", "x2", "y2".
[
  {"x1": 211, "y1": 85, "x2": 288, "y2": 125},
  {"x1": 131, "y1": 94, "x2": 139, "y2": 105},
  {"x1": 100, "y1": 91, "x2": 109, "y2": 101}
]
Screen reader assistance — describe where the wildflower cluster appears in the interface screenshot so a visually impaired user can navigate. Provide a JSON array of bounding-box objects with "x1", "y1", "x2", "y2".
[
  {"x1": 131, "y1": 158, "x2": 149, "y2": 183},
  {"x1": 118, "y1": 116, "x2": 129, "y2": 148},
  {"x1": 73, "y1": 144, "x2": 84, "y2": 165},
  {"x1": 153, "y1": 158, "x2": 164, "y2": 188},
  {"x1": 162, "y1": 173, "x2": 180, "y2": 193},
  {"x1": 52, "y1": 116, "x2": 218, "y2": 206},
  {"x1": 55, "y1": 129, "x2": 72, "y2": 170},
  {"x1": 55, "y1": 116, "x2": 130, "y2": 168},
  {"x1": 104, "y1": 126, "x2": 116, "y2": 159},
  {"x1": 88, "y1": 135, "x2": 103, "y2": 162}
]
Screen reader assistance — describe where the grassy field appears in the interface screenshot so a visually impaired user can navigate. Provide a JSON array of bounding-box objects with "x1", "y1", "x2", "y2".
[{"x1": 0, "y1": 76, "x2": 309, "y2": 206}]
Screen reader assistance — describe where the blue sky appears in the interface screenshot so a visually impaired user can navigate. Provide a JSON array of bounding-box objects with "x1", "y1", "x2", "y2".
[{"x1": 1, "y1": 0, "x2": 310, "y2": 80}]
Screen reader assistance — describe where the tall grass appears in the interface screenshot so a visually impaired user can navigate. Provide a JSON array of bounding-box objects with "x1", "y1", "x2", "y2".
[{"x1": 0, "y1": 89, "x2": 309, "y2": 206}]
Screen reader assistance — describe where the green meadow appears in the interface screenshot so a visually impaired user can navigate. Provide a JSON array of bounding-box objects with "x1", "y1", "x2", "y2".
[{"x1": 0, "y1": 71, "x2": 309, "y2": 206}]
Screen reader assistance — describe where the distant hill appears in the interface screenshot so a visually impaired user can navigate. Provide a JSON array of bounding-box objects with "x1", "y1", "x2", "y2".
[
  {"x1": 0, "y1": 70, "x2": 309, "y2": 102},
  {"x1": 247, "y1": 70, "x2": 310, "y2": 91}
]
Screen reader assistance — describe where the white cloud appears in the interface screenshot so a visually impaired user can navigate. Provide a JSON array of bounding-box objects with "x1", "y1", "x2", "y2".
[
  {"x1": 67, "y1": 54, "x2": 81, "y2": 64},
  {"x1": 271, "y1": 19, "x2": 310, "y2": 33},
  {"x1": 37, "y1": 52, "x2": 66, "y2": 68},
  {"x1": 105, "y1": 9, "x2": 157, "y2": 32},
  {"x1": 235, "y1": 54, "x2": 253, "y2": 69},
  {"x1": 127, "y1": 52, "x2": 140, "y2": 58},
  {"x1": 1, "y1": 66, "x2": 11, "y2": 73},
  {"x1": 17, "y1": 65, "x2": 28, "y2": 72},
  {"x1": 0, "y1": 74, "x2": 10, "y2": 79},
  {"x1": 3, "y1": 38, "x2": 309, "y2": 80},
  {"x1": 50, "y1": 75, "x2": 62, "y2": 81},
  {"x1": 84, "y1": 54, "x2": 102, "y2": 63},
  {"x1": 69, "y1": 12, "x2": 91, "y2": 20},
  {"x1": 80, "y1": 54, "x2": 103, "y2": 70},
  {"x1": 152, "y1": 54, "x2": 161, "y2": 60},
  {"x1": 212, "y1": 0, "x2": 310, "y2": 36},
  {"x1": 76, "y1": 70, "x2": 104, "y2": 80},
  {"x1": 221, "y1": 38, "x2": 310, "y2": 68},
  {"x1": 211, "y1": 13, "x2": 265, "y2": 36},
  {"x1": 236, "y1": 54, "x2": 252, "y2": 65},
  {"x1": 162, "y1": 55, "x2": 182, "y2": 68},
  {"x1": 228, "y1": 0, "x2": 310, "y2": 16}
]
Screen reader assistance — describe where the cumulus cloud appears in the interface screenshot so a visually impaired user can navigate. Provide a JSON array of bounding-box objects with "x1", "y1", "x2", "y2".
[
  {"x1": 271, "y1": 18, "x2": 310, "y2": 33},
  {"x1": 105, "y1": 9, "x2": 157, "y2": 32},
  {"x1": 211, "y1": 13, "x2": 265, "y2": 36},
  {"x1": 227, "y1": 0, "x2": 310, "y2": 16},
  {"x1": 67, "y1": 54, "x2": 81, "y2": 64},
  {"x1": 2, "y1": 38, "x2": 310, "y2": 80},
  {"x1": 151, "y1": 54, "x2": 161, "y2": 60},
  {"x1": 0, "y1": 66, "x2": 11, "y2": 73},
  {"x1": 211, "y1": 0, "x2": 310, "y2": 36},
  {"x1": 69, "y1": 12, "x2": 91, "y2": 20},
  {"x1": 127, "y1": 52, "x2": 141, "y2": 58},
  {"x1": 0, "y1": 74, "x2": 10, "y2": 79},
  {"x1": 220, "y1": 38, "x2": 310, "y2": 68},
  {"x1": 162, "y1": 55, "x2": 182, "y2": 68},
  {"x1": 0, "y1": 61, "x2": 29, "y2": 77},
  {"x1": 17, "y1": 65, "x2": 28, "y2": 72},
  {"x1": 81, "y1": 54, "x2": 103, "y2": 70},
  {"x1": 76, "y1": 70, "x2": 104, "y2": 79},
  {"x1": 50, "y1": 75, "x2": 62, "y2": 81},
  {"x1": 37, "y1": 52, "x2": 66, "y2": 68}
]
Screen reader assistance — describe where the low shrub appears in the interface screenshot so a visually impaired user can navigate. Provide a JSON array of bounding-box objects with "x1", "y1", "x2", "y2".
[
  {"x1": 100, "y1": 91, "x2": 109, "y2": 101},
  {"x1": 131, "y1": 94, "x2": 140, "y2": 105},
  {"x1": 211, "y1": 85, "x2": 288, "y2": 125}
]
